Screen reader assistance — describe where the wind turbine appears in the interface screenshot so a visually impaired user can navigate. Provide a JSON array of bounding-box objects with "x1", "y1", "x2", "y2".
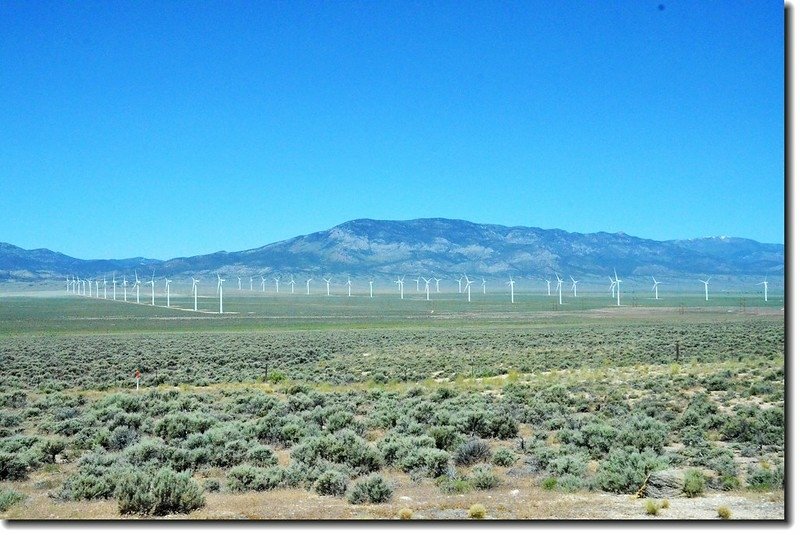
[
  {"x1": 481, "y1": 277, "x2": 487, "y2": 295},
  {"x1": 570, "y1": 276, "x2": 578, "y2": 297},
  {"x1": 274, "y1": 276, "x2": 280, "y2": 293},
  {"x1": 323, "y1": 277, "x2": 332, "y2": 296},
  {"x1": 103, "y1": 276, "x2": 107, "y2": 299},
  {"x1": 369, "y1": 278, "x2": 374, "y2": 298},
  {"x1": 261, "y1": 276, "x2": 267, "y2": 292},
  {"x1": 87, "y1": 278, "x2": 92, "y2": 297},
  {"x1": 249, "y1": 277, "x2": 253, "y2": 291},
  {"x1": 123, "y1": 275, "x2": 128, "y2": 302},
  {"x1": 237, "y1": 276, "x2": 242, "y2": 291},
  {"x1": 346, "y1": 277, "x2": 352, "y2": 297},
  {"x1": 760, "y1": 278, "x2": 768, "y2": 302},
  {"x1": 289, "y1": 276, "x2": 296, "y2": 294},
  {"x1": 651, "y1": 277, "x2": 661, "y2": 300},
  {"x1": 457, "y1": 275, "x2": 463, "y2": 294},
  {"x1": 217, "y1": 274, "x2": 225, "y2": 313},
  {"x1": 545, "y1": 278, "x2": 551, "y2": 296},
  {"x1": 134, "y1": 271, "x2": 141, "y2": 304},
  {"x1": 700, "y1": 277, "x2": 710, "y2": 301},
  {"x1": 94, "y1": 279, "x2": 99, "y2": 297},
  {"x1": 191, "y1": 277, "x2": 199, "y2": 311},
  {"x1": 614, "y1": 269, "x2": 622, "y2": 306},
  {"x1": 164, "y1": 277, "x2": 172, "y2": 307},
  {"x1": 506, "y1": 276, "x2": 515, "y2": 303},
  {"x1": 147, "y1": 271, "x2": 156, "y2": 306},
  {"x1": 395, "y1": 276, "x2": 405, "y2": 299},
  {"x1": 608, "y1": 276, "x2": 617, "y2": 299},
  {"x1": 434, "y1": 278, "x2": 441, "y2": 293},
  {"x1": 112, "y1": 274, "x2": 117, "y2": 300},
  {"x1": 414, "y1": 277, "x2": 421, "y2": 292},
  {"x1": 65, "y1": 277, "x2": 70, "y2": 294},
  {"x1": 422, "y1": 277, "x2": 431, "y2": 301},
  {"x1": 555, "y1": 274, "x2": 563, "y2": 305},
  {"x1": 306, "y1": 277, "x2": 313, "y2": 295},
  {"x1": 463, "y1": 274, "x2": 473, "y2": 302}
]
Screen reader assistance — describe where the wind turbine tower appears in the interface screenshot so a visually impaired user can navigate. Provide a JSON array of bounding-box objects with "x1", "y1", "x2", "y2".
[
  {"x1": 481, "y1": 277, "x2": 486, "y2": 295},
  {"x1": 369, "y1": 278, "x2": 374, "y2": 298},
  {"x1": 700, "y1": 277, "x2": 710, "y2": 301},
  {"x1": 134, "y1": 271, "x2": 141, "y2": 304},
  {"x1": 289, "y1": 276, "x2": 296, "y2": 294},
  {"x1": 395, "y1": 276, "x2": 405, "y2": 299},
  {"x1": 147, "y1": 272, "x2": 155, "y2": 306},
  {"x1": 507, "y1": 276, "x2": 515, "y2": 303},
  {"x1": 651, "y1": 277, "x2": 661, "y2": 300},
  {"x1": 217, "y1": 274, "x2": 225, "y2": 313},
  {"x1": 422, "y1": 277, "x2": 431, "y2": 301},
  {"x1": 192, "y1": 277, "x2": 199, "y2": 311},
  {"x1": 165, "y1": 278, "x2": 172, "y2": 307},
  {"x1": 261, "y1": 276, "x2": 267, "y2": 292},
  {"x1": 434, "y1": 278, "x2": 441, "y2": 293},
  {"x1": 123, "y1": 275, "x2": 128, "y2": 302},
  {"x1": 112, "y1": 274, "x2": 117, "y2": 301},
  {"x1": 570, "y1": 276, "x2": 578, "y2": 297},
  {"x1": 346, "y1": 277, "x2": 352, "y2": 297},
  {"x1": 545, "y1": 278, "x2": 551, "y2": 296},
  {"x1": 555, "y1": 274, "x2": 563, "y2": 305},
  {"x1": 237, "y1": 276, "x2": 242, "y2": 291},
  {"x1": 323, "y1": 277, "x2": 332, "y2": 296},
  {"x1": 306, "y1": 278, "x2": 313, "y2": 295},
  {"x1": 609, "y1": 276, "x2": 617, "y2": 299},
  {"x1": 614, "y1": 269, "x2": 622, "y2": 306},
  {"x1": 274, "y1": 276, "x2": 280, "y2": 293},
  {"x1": 463, "y1": 274, "x2": 473, "y2": 302},
  {"x1": 760, "y1": 278, "x2": 768, "y2": 302}
]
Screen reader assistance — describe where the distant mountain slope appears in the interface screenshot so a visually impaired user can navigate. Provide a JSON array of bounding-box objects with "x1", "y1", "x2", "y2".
[{"x1": 0, "y1": 218, "x2": 784, "y2": 282}]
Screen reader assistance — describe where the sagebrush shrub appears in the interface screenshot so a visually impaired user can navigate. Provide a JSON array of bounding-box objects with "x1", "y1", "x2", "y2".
[
  {"x1": 470, "y1": 464, "x2": 500, "y2": 490},
  {"x1": 683, "y1": 469, "x2": 706, "y2": 497},
  {"x1": 0, "y1": 487, "x2": 25, "y2": 512},
  {"x1": 346, "y1": 475, "x2": 393, "y2": 504},
  {"x1": 492, "y1": 448, "x2": 516, "y2": 467},
  {"x1": 227, "y1": 465, "x2": 285, "y2": 492},
  {"x1": 117, "y1": 467, "x2": 205, "y2": 516},
  {"x1": 454, "y1": 439, "x2": 491, "y2": 466},
  {"x1": 596, "y1": 447, "x2": 668, "y2": 494},
  {"x1": 313, "y1": 469, "x2": 349, "y2": 496}
]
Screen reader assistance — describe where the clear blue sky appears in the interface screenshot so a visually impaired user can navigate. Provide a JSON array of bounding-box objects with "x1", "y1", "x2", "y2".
[{"x1": 0, "y1": 0, "x2": 784, "y2": 260}]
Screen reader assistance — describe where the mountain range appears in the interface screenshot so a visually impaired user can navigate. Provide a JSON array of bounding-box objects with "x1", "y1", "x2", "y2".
[{"x1": 0, "y1": 218, "x2": 784, "y2": 285}]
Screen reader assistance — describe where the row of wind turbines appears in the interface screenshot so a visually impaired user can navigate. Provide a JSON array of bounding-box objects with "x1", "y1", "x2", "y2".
[{"x1": 64, "y1": 270, "x2": 773, "y2": 314}]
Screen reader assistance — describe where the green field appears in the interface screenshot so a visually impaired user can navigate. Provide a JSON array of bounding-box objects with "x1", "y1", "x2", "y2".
[{"x1": 0, "y1": 293, "x2": 785, "y2": 519}]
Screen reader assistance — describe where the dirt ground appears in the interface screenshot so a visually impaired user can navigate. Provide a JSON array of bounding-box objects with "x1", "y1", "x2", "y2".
[{"x1": 2, "y1": 470, "x2": 783, "y2": 521}]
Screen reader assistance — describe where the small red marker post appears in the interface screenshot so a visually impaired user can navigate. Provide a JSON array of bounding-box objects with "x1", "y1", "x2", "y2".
[{"x1": 134, "y1": 369, "x2": 141, "y2": 391}]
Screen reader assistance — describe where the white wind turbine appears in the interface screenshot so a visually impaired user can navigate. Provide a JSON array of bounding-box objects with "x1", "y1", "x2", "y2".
[
  {"x1": 651, "y1": 276, "x2": 661, "y2": 300},
  {"x1": 346, "y1": 277, "x2": 352, "y2": 297},
  {"x1": 463, "y1": 274, "x2": 473, "y2": 302},
  {"x1": 191, "y1": 277, "x2": 200, "y2": 311},
  {"x1": 261, "y1": 276, "x2": 267, "y2": 292},
  {"x1": 274, "y1": 276, "x2": 280, "y2": 293},
  {"x1": 395, "y1": 276, "x2": 405, "y2": 299},
  {"x1": 65, "y1": 277, "x2": 70, "y2": 294},
  {"x1": 608, "y1": 276, "x2": 617, "y2": 299},
  {"x1": 306, "y1": 277, "x2": 313, "y2": 295},
  {"x1": 614, "y1": 269, "x2": 622, "y2": 306},
  {"x1": 112, "y1": 273, "x2": 117, "y2": 300},
  {"x1": 147, "y1": 271, "x2": 156, "y2": 306},
  {"x1": 506, "y1": 276, "x2": 515, "y2": 303},
  {"x1": 123, "y1": 275, "x2": 128, "y2": 302},
  {"x1": 249, "y1": 277, "x2": 253, "y2": 292},
  {"x1": 369, "y1": 278, "x2": 374, "y2": 298},
  {"x1": 434, "y1": 278, "x2": 441, "y2": 293},
  {"x1": 481, "y1": 277, "x2": 486, "y2": 294},
  {"x1": 323, "y1": 277, "x2": 332, "y2": 296},
  {"x1": 164, "y1": 277, "x2": 172, "y2": 307},
  {"x1": 289, "y1": 276, "x2": 296, "y2": 294},
  {"x1": 94, "y1": 279, "x2": 99, "y2": 297},
  {"x1": 217, "y1": 274, "x2": 225, "y2": 313},
  {"x1": 422, "y1": 277, "x2": 431, "y2": 301},
  {"x1": 456, "y1": 275, "x2": 463, "y2": 294},
  {"x1": 87, "y1": 278, "x2": 92, "y2": 297},
  {"x1": 414, "y1": 277, "x2": 421, "y2": 292},
  {"x1": 555, "y1": 274, "x2": 563, "y2": 305},
  {"x1": 570, "y1": 276, "x2": 578, "y2": 297},
  {"x1": 700, "y1": 277, "x2": 710, "y2": 301},
  {"x1": 545, "y1": 277, "x2": 551, "y2": 296},
  {"x1": 237, "y1": 276, "x2": 242, "y2": 291},
  {"x1": 760, "y1": 278, "x2": 768, "y2": 302},
  {"x1": 102, "y1": 277, "x2": 107, "y2": 299},
  {"x1": 134, "y1": 271, "x2": 141, "y2": 304}
]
